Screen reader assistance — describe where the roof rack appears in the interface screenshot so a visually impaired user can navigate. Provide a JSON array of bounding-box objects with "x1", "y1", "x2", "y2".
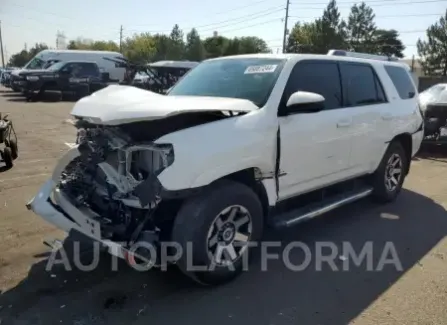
[{"x1": 327, "y1": 49, "x2": 399, "y2": 62}]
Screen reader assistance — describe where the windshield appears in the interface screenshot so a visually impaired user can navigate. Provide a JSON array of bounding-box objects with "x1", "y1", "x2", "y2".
[
  {"x1": 47, "y1": 61, "x2": 66, "y2": 71},
  {"x1": 23, "y1": 56, "x2": 46, "y2": 70},
  {"x1": 167, "y1": 58, "x2": 286, "y2": 107}
]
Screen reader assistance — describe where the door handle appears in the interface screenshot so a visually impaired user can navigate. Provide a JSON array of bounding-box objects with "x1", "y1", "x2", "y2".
[
  {"x1": 337, "y1": 119, "x2": 352, "y2": 128},
  {"x1": 381, "y1": 113, "x2": 393, "y2": 120}
]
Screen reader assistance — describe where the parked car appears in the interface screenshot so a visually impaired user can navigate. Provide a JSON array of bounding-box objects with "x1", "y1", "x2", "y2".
[
  {"x1": 1, "y1": 67, "x2": 19, "y2": 88},
  {"x1": 418, "y1": 83, "x2": 447, "y2": 141},
  {"x1": 19, "y1": 60, "x2": 106, "y2": 100},
  {"x1": 9, "y1": 49, "x2": 126, "y2": 92},
  {"x1": 104, "y1": 57, "x2": 199, "y2": 93},
  {"x1": 133, "y1": 60, "x2": 199, "y2": 93},
  {"x1": 27, "y1": 50, "x2": 424, "y2": 286}
]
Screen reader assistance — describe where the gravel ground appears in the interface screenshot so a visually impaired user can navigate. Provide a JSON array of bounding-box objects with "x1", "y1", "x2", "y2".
[{"x1": 0, "y1": 87, "x2": 446, "y2": 325}]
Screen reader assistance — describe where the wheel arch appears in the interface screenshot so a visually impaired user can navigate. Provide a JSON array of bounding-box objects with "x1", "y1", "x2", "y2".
[
  {"x1": 214, "y1": 167, "x2": 275, "y2": 217},
  {"x1": 389, "y1": 133, "x2": 412, "y2": 175}
]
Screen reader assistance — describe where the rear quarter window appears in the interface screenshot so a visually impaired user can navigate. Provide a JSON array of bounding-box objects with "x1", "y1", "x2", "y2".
[{"x1": 384, "y1": 65, "x2": 416, "y2": 99}]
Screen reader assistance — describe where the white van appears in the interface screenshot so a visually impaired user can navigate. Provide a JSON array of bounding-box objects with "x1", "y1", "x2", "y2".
[{"x1": 10, "y1": 50, "x2": 127, "y2": 90}]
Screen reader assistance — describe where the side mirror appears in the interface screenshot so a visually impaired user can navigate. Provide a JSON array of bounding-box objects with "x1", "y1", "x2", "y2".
[{"x1": 281, "y1": 91, "x2": 325, "y2": 115}]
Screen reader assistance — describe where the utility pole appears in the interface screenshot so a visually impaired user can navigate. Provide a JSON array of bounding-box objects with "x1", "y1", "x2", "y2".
[
  {"x1": 119, "y1": 25, "x2": 123, "y2": 53},
  {"x1": 282, "y1": 0, "x2": 290, "y2": 53},
  {"x1": 0, "y1": 21, "x2": 5, "y2": 68}
]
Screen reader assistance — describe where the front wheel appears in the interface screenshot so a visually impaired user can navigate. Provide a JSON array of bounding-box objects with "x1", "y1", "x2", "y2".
[
  {"x1": 171, "y1": 180, "x2": 264, "y2": 286},
  {"x1": 371, "y1": 141, "x2": 408, "y2": 203}
]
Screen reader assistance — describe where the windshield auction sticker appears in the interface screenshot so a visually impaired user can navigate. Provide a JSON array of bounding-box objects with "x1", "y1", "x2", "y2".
[{"x1": 244, "y1": 65, "x2": 278, "y2": 74}]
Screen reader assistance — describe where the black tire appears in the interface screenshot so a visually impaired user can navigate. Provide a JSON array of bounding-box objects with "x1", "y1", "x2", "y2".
[
  {"x1": 3, "y1": 147, "x2": 13, "y2": 168},
  {"x1": 371, "y1": 141, "x2": 408, "y2": 203},
  {"x1": 171, "y1": 180, "x2": 264, "y2": 286},
  {"x1": 8, "y1": 139, "x2": 18, "y2": 160}
]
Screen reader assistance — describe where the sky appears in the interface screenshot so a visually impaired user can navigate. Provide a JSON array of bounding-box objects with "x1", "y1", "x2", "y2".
[{"x1": 0, "y1": 0, "x2": 445, "y2": 63}]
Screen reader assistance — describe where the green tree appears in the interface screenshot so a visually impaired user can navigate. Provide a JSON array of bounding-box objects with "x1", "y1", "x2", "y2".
[
  {"x1": 152, "y1": 34, "x2": 172, "y2": 61},
  {"x1": 417, "y1": 10, "x2": 447, "y2": 76},
  {"x1": 320, "y1": 0, "x2": 347, "y2": 51},
  {"x1": 123, "y1": 33, "x2": 156, "y2": 63},
  {"x1": 203, "y1": 35, "x2": 230, "y2": 58},
  {"x1": 67, "y1": 38, "x2": 119, "y2": 51},
  {"x1": 8, "y1": 50, "x2": 30, "y2": 67},
  {"x1": 67, "y1": 37, "x2": 94, "y2": 49},
  {"x1": 90, "y1": 41, "x2": 119, "y2": 51},
  {"x1": 8, "y1": 43, "x2": 48, "y2": 67},
  {"x1": 185, "y1": 28, "x2": 206, "y2": 61},
  {"x1": 346, "y1": 2, "x2": 377, "y2": 52},
  {"x1": 373, "y1": 29, "x2": 405, "y2": 58},
  {"x1": 238, "y1": 36, "x2": 271, "y2": 53},
  {"x1": 287, "y1": 21, "x2": 326, "y2": 53},
  {"x1": 168, "y1": 24, "x2": 185, "y2": 60},
  {"x1": 223, "y1": 38, "x2": 241, "y2": 56}
]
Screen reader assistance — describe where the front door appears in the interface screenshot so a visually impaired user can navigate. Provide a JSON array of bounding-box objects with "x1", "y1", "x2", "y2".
[{"x1": 278, "y1": 60, "x2": 354, "y2": 201}]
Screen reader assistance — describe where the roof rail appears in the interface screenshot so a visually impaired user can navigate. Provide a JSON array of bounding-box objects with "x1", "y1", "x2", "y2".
[{"x1": 327, "y1": 49, "x2": 399, "y2": 62}]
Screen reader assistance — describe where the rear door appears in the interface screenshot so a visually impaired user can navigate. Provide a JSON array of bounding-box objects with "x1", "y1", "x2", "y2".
[
  {"x1": 278, "y1": 60, "x2": 354, "y2": 200},
  {"x1": 338, "y1": 62, "x2": 388, "y2": 173},
  {"x1": 383, "y1": 65, "x2": 422, "y2": 157}
]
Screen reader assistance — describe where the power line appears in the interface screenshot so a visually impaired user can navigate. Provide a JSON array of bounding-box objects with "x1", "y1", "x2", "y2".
[
  {"x1": 276, "y1": 42, "x2": 419, "y2": 48},
  {"x1": 3, "y1": 0, "x2": 277, "y2": 26},
  {"x1": 201, "y1": 17, "x2": 284, "y2": 35},
  {"x1": 125, "y1": 6, "x2": 284, "y2": 34},
  {"x1": 290, "y1": 0, "x2": 447, "y2": 8},
  {"x1": 288, "y1": 13, "x2": 441, "y2": 19}
]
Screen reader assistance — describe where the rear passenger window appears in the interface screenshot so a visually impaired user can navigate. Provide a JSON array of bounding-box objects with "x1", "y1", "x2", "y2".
[
  {"x1": 384, "y1": 65, "x2": 416, "y2": 99},
  {"x1": 340, "y1": 63, "x2": 386, "y2": 107},
  {"x1": 283, "y1": 61, "x2": 342, "y2": 110}
]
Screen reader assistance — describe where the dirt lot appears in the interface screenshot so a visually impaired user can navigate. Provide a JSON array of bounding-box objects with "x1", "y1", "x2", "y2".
[{"x1": 0, "y1": 87, "x2": 446, "y2": 325}]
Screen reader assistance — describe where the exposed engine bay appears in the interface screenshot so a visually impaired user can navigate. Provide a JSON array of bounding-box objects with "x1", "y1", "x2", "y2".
[{"x1": 57, "y1": 112, "x2": 232, "y2": 244}]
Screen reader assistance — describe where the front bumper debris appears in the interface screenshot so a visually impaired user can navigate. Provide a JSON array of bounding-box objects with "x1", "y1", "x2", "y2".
[{"x1": 27, "y1": 178, "x2": 128, "y2": 259}]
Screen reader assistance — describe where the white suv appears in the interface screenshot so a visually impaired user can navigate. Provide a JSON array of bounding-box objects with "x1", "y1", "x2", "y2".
[{"x1": 27, "y1": 50, "x2": 424, "y2": 285}]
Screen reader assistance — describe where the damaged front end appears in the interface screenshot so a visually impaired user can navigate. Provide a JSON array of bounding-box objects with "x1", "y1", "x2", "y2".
[
  {"x1": 60, "y1": 121, "x2": 175, "y2": 242},
  {"x1": 27, "y1": 119, "x2": 179, "y2": 265}
]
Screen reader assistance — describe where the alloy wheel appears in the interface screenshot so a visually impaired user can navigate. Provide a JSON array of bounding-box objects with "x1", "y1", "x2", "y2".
[{"x1": 206, "y1": 205, "x2": 253, "y2": 266}]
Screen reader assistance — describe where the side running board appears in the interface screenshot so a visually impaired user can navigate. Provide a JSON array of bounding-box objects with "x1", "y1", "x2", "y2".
[{"x1": 270, "y1": 187, "x2": 373, "y2": 229}]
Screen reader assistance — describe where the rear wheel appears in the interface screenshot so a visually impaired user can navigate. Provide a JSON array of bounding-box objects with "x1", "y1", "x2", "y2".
[
  {"x1": 171, "y1": 180, "x2": 264, "y2": 286},
  {"x1": 371, "y1": 141, "x2": 408, "y2": 203},
  {"x1": 2, "y1": 147, "x2": 13, "y2": 168},
  {"x1": 5, "y1": 139, "x2": 18, "y2": 159}
]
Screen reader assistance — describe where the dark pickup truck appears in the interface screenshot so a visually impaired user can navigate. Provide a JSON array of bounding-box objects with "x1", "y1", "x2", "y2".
[{"x1": 18, "y1": 61, "x2": 107, "y2": 100}]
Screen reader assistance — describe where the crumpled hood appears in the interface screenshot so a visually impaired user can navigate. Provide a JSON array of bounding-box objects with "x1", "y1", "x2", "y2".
[{"x1": 71, "y1": 85, "x2": 259, "y2": 125}]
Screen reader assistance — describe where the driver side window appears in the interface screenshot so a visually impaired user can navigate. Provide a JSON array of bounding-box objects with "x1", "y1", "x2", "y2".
[
  {"x1": 281, "y1": 60, "x2": 342, "y2": 112},
  {"x1": 60, "y1": 63, "x2": 72, "y2": 73}
]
